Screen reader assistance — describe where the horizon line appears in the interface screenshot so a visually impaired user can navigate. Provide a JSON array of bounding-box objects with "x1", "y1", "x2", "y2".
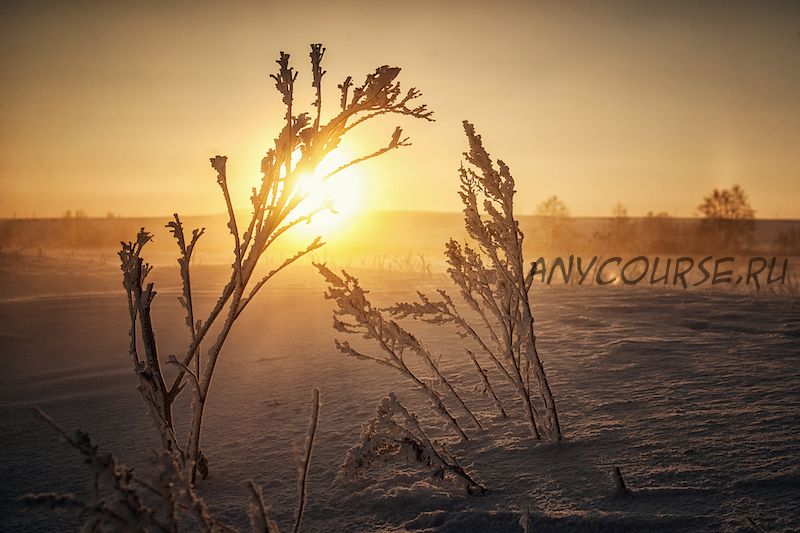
[{"x1": 2, "y1": 209, "x2": 799, "y2": 224}]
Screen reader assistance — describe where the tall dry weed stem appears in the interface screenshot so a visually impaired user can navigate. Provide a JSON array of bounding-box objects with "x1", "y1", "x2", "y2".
[
  {"x1": 118, "y1": 44, "x2": 432, "y2": 482},
  {"x1": 321, "y1": 122, "x2": 561, "y2": 443}
]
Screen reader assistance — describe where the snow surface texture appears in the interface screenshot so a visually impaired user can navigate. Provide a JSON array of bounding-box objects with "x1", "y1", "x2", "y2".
[{"x1": 1, "y1": 259, "x2": 798, "y2": 532}]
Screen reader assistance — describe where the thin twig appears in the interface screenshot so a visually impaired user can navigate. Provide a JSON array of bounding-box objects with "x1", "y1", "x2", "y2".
[{"x1": 293, "y1": 389, "x2": 321, "y2": 533}]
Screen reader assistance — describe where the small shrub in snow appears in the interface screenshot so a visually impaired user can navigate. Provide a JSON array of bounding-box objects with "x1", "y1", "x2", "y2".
[{"x1": 339, "y1": 393, "x2": 485, "y2": 495}]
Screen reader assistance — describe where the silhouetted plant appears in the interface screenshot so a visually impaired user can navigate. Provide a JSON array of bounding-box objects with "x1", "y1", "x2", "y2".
[
  {"x1": 697, "y1": 184, "x2": 755, "y2": 252},
  {"x1": 24, "y1": 408, "x2": 230, "y2": 532},
  {"x1": 118, "y1": 43, "x2": 432, "y2": 483},
  {"x1": 536, "y1": 195, "x2": 570, "y2": 218},
  {"x1": 320, "y1": 122, "x2": 562, "y2": 448},
  {"x1": 315, "y1": 264, "x2": 480, "y2": 443},
  {"x1": 390, "y1": 122, "x2": 562, "y2": 441},
  {"x1": 698, "y1": 184, "x2": 755, "y2": 220},
  {"x1": 28, "y1": 391, "x2": 322, "y2": 532}
]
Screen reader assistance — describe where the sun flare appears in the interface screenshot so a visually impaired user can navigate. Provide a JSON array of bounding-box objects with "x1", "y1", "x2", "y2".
[{"x1": 292, "y1": 149, "x2": 364, "y2": 238}]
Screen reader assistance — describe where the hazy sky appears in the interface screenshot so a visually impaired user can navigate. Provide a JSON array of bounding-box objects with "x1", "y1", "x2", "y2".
[{"x1": 1, "y1": 0, "x2": 798, "y2": 218}]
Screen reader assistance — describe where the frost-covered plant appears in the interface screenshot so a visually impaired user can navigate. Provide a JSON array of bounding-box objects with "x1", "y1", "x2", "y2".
[
  {"x1": 28, "y1": 389, "x2": 322, "y2": 532},
  {"x1": 387, "y1": 121, "x2": 562, "y2": 441},
  {"x1": 119, "y1": 44, "x2": 432, "y2": 482},
  {"x1": 24, "y1": 408, "x2": 231, "y2": 532},
  {"x1": 315, "y1": 263, "x2": 481, "y2": 442},
  {"x1": 339, "y1": 393, "x2": 484, "y2": 494}
]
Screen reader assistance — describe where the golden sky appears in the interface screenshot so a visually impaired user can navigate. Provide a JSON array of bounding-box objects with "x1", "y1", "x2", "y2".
[{"x1": 1, "y1": 0, "x2": 798, "y2": 219}]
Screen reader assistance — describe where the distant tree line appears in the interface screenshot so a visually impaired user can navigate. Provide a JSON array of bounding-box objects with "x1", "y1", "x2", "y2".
[{"x1": 528, "y1": 184, "x2": 800, "y2": 255}]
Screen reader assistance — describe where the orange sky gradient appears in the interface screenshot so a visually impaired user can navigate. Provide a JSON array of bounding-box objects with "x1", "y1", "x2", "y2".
[{"x1": 1, "y1": 0, "x2": 799, "y2": 219}]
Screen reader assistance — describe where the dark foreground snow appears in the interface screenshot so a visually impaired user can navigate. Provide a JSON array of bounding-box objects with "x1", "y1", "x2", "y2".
[{"x1": 1, "y1": 260, "x2": 798, "y2": 532}]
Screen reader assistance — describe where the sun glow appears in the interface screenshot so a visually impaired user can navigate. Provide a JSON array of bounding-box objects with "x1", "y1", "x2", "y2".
[{"x1": 292, "y1": 149, "x2": 364, "y2": 238}]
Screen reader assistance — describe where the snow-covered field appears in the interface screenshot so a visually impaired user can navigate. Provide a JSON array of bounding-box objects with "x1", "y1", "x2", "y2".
[{"x1": 1, "y1": 256, "x2": 798, "y2": 532}]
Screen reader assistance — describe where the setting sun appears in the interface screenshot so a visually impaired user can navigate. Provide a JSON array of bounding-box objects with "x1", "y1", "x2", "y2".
[
  {"x1": 2, "y1": 3, "x2": 799, "y2": 532},
  {"x1": 292, "y1": 149, "x2": 364, "y2": 238}
]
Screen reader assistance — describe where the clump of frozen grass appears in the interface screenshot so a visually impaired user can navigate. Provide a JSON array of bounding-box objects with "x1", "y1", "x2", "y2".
[
  {"x1": 118, "y1": 43, "x2": 432, "y2": 483},
  {"x1": 315, "y1": 263, "x2": 481, "y2": 443},
  {"x1": 339, "y1": 393, "x2": 485, "y2": 494}
]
